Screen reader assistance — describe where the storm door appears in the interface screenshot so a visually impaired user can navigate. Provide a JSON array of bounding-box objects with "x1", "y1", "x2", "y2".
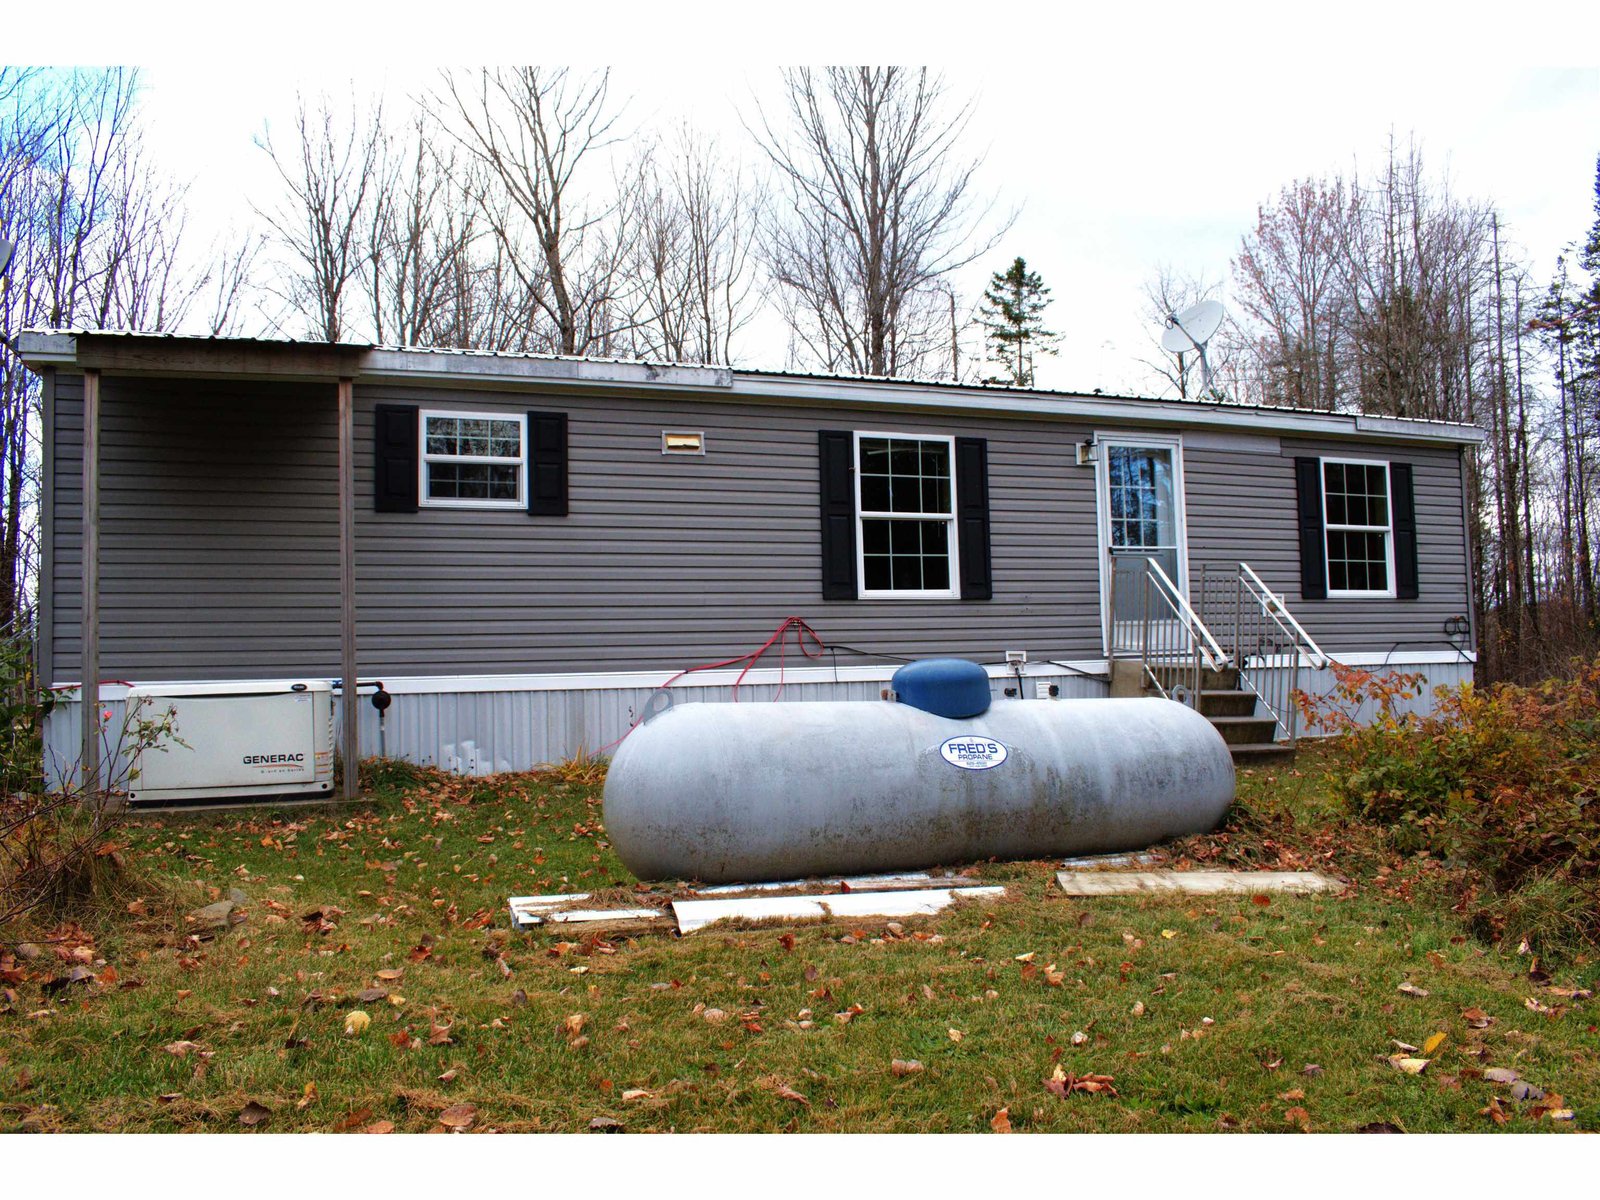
[{"x1": 1096, "y1": 437, "x2": 1190, "y2": 652}]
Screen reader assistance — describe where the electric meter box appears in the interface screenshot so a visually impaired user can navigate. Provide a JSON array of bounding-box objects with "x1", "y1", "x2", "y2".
[{"x1": 124, "y1": 681, "x2": 336, "y2": 805}]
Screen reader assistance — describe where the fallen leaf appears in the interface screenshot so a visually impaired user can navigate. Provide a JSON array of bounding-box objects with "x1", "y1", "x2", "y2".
[
  {"x1": 564, "y1": 1013, "x2": 586, "y2": 1038},
  {"x1": 1284, "y1": 1105, "x2": 1311, "y2": 1131},
  {"x1": 333, "y1": 1107, "x2": 374, "y2": 1131},
  {"x1": 1461, "y1": 1007, "x2": 1494, "y2": 1029},
  {"x1": 1014, "y1": 952, "x2": 1036, "y2": 963},
  {"x1": 437, "y1": 1102, "x2": 477, "y2": 1131},
  {"x1": 344, "y1": 1010, "x2": 371, "y2": 1036},
  {"x1": 891, "y1": 1059, "x2": 925, "y2": 1077},
  {"x1": 1422, "y1": 1032, "x2": 1447, "y2": 1056},
  {"x1": 296, "y1": 1081, "x2": 317, "y2": 1111},
  {"x1": 356, "y1": 987, "x2": 388, "y2": 1003},
  {"x1": 1278, "y1": 1088, "x2": 1305, "y2": 1102},
  {"x1": 1397, "y1": 982, "x2": 1430, "y2": 998},
  {"x1": 1130, "y1": 1001, "x2": 1146, "y2": 1017},
  {"x1": 376, "y1": 968, "x2": 405, "y2": 981},
  {"x1": 1387, "y1": 1055, "x2": 1430, "y2": 1075},
  {"x1": 772, "y1": 1084, "x2": 809, "y2": 1105},
  {"x1": 237, "y1": 1100, "x2": 272, "y2": 1128},
  {"x1": 162, "y1": 1040, "x2": 202, "y2": 1058},
  {"x1": 1251, "y1": 894, "x2": 1271, "y2": 906},
  {"x1": 363, "y1": 1120, "x2": 395, "y2": 1134},
  {"x1": 948, "y1": 1028, "x2": 964, "y2": 1043},
  {"x1": 990, "y1": 1106, "x2": 1012, "y2": 1133},
  {"x1": 589, "y1": 1116, "x2": 625, "y2": 1132},
  {"x1": 1480, "y1": 1096, "x2": 1508, "y2": 1126},
  {"x1": 622, "y1": 1088, "x2": 653, "y2": 1101},
  {"x1": 1482, "y1": 1067, "x2": 1520, "y2": 1084},
  {"x1": 1071, "y1": 1030, "x2": 1088, "y2": 1046}
]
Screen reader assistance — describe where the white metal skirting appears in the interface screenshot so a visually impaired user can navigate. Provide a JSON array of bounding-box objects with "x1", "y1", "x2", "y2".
[
  {"x1": 42, "y1": 667, "x2": 1110, "y2": 787},
  {"x1": 1251, "y1": 654, "x2": 1477, "y2": 738},
  {"x1": 41, "y1": 653, "x2": 1476, "y2": 787}
]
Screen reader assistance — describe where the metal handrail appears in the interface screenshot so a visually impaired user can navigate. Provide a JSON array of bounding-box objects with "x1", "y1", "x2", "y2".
[
  {"x1": 1145, "y1": 558, "x2": 1228, "y2": 671},
  {"x1": 1198, "y1": 561, "x2": 1326, "y2": 744},
  {"x1": 1107, "y1": 555, "x2": 1229, "y2": 711},
  {"x1": 1237, "y1": 562, "x2": 1328, "y2": 668}
]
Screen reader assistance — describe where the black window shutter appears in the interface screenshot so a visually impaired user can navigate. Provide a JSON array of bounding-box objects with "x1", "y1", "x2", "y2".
[
  {"x1": 527, "y1": 411, "x2": 568, "y2": 516},
  {"x1": 955, "y1": 437, "x2": 993, "y2": 601},
  {"x1": 1391, "y1": 462, "x2": 1419, "y2": 600},
  {"x1": 818, "y1": 430, "x2": 857, "y2": 601},
  {"x1": 373, "y1": 404, "x2": 419, "y2": 513},
  {"x1": 1294, "y1": 457, "x2": 1327, "y2": 600}
]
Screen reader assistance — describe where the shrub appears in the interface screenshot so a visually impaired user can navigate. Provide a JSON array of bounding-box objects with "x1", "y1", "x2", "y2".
[{"x1": 1299, "y1": 661, "x2": 1600, "y2": 954}]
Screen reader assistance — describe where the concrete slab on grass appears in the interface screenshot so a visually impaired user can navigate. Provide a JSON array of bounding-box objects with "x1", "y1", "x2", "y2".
[{"x1": 1055, "y1": 869, "x2": 1345, "y2": 897}]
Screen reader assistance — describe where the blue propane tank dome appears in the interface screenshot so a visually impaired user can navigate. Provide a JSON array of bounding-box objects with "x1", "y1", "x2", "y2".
[{"x1": 891, "y1": 657, "x2": 992, "y2": 719}]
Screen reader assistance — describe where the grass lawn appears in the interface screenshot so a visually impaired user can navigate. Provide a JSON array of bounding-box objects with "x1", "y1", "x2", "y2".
[{"x1": 2, "y1": 746, "x2": 1595, "y2": 1134}]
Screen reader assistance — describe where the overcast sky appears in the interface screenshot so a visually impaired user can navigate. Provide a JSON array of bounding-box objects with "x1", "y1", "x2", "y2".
[{"x1": 13, "y1": 2, "x2": 1600, "y2": 396}]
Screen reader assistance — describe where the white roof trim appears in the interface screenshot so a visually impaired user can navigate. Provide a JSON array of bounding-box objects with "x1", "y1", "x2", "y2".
[{"x1": 15, "y1": 329, "x2": 1484, "y2": 446}]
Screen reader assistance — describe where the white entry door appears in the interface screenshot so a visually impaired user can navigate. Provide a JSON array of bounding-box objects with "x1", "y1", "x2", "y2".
[{"x1": 1096, "y1": 436, "x2": 1190, "y2": 652}]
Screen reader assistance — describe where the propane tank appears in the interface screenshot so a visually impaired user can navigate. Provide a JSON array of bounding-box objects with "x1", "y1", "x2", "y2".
[{"x1": 603, "y1": 694, "x2": 1235, "y2": 884}]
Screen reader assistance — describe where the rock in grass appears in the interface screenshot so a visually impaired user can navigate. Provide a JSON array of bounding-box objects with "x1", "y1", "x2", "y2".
[{"x1": 188, "y1": 900, "x2": 236, "y2": 930}]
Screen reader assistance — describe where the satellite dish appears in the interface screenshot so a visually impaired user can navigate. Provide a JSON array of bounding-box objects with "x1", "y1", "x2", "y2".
[
  {"x1": 1160, "y1": 299, "x2": 1226, "y2": 396},
  {"x1": 1161, "y1": 299, "x2": 1224, "y2": 353}
]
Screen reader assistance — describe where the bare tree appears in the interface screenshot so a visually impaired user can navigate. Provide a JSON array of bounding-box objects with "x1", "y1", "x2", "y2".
[
  {"x1": 1, "y1": 67, "x2": 216, "y2": 635},
  {"x1": 437, "y1": 68, "x2": 640, "y2": 356},
  {"x1": 255, "y1": 93, "x2": 385, "y2": 342},
  {"x1": 1137, "y1": 264, "x2": 1235, "y2": 399},
  {"x1": 626, "y1": 127, "x2": 762, "y2": 365},
  {"x1": 751, "y1": 67, "x2": 1008, "y2": 378},
  {"x1": 1230, "y1": 177, "x2": 1354, "y2": 410},
  {"x1": 360, "y1": 114, "x2": 480, "y2": 347}
]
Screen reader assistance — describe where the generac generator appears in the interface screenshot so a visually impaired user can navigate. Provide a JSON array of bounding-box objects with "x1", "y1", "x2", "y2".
[{"x1": 124, "y1": 681, "x2": 336, "y2": 806}]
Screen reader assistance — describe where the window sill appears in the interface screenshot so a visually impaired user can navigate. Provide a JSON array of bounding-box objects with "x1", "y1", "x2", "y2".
[
  {"x1": 856, "y1": 590, "x2": 962, "y2": 601},
  {"x1": 1324, "y1": 590, "x2": 1398, "y2": 600},
  {"x1": 418, "y1": 499, "x2": 527, "y2": 511}
]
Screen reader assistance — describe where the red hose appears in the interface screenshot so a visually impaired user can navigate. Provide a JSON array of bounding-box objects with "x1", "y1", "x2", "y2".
[{"x1": 598, "y1": 616, "x2": 828, "y2": 754}]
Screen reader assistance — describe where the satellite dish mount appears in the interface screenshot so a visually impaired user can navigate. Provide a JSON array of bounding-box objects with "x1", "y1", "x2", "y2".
[{"x1": 1160, "y1": 299, "x2": 1225, "y2": 398}]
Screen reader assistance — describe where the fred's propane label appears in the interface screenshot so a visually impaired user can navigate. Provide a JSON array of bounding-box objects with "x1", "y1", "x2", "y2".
[{"x1": 939, "y1": 736, "x2": 1008, "y2": 771}]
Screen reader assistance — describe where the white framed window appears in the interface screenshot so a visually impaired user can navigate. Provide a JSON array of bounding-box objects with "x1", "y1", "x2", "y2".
[
  {"x1": 419, "y1": 410, "x2": 526, "y2": 509},
  {"x1": 1322, "y1": 457, "x2": 1395, "y2": 598},
  {"x1": 855, "y1": 432, "x2": 959, "y2": 599}
]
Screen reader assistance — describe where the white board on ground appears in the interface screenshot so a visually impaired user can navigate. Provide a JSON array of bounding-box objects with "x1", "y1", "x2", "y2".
[
  {"x1": 671, "y1": 886, "x2": 1005, "y2": 934},
  {"x1": 1054, "y1": 870, "x2": 1344, "y2": 896},
  {"x1": 508, "y1": 892, "x2": 593, "y2": 912},
  {"x1": 690, "y1": 872, "x2": 950, "y2": 896},
  {"x1": 1058, "y1": 852, "x2": 1163, "y2": 870}
]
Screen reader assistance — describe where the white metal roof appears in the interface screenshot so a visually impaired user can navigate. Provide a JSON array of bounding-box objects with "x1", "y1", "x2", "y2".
[{"x1": 12, "y1": 328, "x2": 1486, "y2": 446}]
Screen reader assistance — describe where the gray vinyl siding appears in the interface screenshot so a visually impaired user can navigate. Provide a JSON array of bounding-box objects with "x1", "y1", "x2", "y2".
[
  {"x1": 51, "y1": 375, "x2": 341, "y2": 678},
  {"x1": 1185, "y1": 437, "x2": 1472, "y2": 655},
  {"x1": 48, "y1": 374, "x2": 1474, "y2": 682}
]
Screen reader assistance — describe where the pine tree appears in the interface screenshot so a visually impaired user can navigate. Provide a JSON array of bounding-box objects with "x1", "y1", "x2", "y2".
[{"x1": 979, "y1": 256, "x2": 1059, "y2": 386}]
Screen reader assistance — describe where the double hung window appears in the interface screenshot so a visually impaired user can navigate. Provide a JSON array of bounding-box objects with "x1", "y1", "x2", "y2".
[
  {"x1": 1321, "y1": 458, "x2": 1395, "y2": 597},
  {"x1": 420, "y1": 411, "x2": 526, "y2": 509},
  {"x1": 855, "y1": 433, "x2": 959, "y2": 598}
]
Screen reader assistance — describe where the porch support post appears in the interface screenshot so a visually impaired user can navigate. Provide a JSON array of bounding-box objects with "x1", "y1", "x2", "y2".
[
  {"x1": 338, "y1": 376, "x2": 359, "y2": 799},
  {"x1": 80, "y1": 368, "x2": 100, "y2": 798}
]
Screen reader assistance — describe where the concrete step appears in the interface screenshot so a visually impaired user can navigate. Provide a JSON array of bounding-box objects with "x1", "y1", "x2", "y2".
[
  {"x1": 1149, "y1": 665, "x2": 1240, "y2": 692},
  {"x1": 1206, "y1": 715, "x2": 1281, "y2": 746},
  {"x1": 1198, "y1": 689, "x2": 1258, "y2": 718}
]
